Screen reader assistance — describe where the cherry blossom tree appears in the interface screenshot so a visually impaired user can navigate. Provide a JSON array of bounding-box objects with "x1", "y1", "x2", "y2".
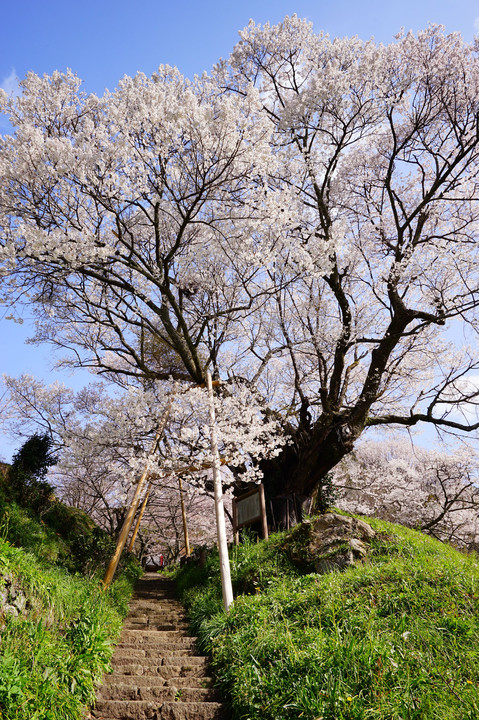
[
  {"x1": 3, "y1": 20, "x2": 479, "y2": 511},
  {"x1": 332, "y1": 436, "x2": 479, "y2": 548},
  {"x1": 2, "y1": 374, "x2": 282, "y2": 548},
  {"x1": 126, "y1": 477, "x2": 232, "y2": 565},
  {"x1": 218, "y1": 19, "x2": 479, "y2": 504},
  {"x1": 0, "y1": 67, "x2": 287, "y2": 385}
]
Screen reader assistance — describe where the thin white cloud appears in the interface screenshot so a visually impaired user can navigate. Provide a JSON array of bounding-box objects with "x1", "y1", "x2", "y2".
[
  {"x1": 1, "y1": 69, "x2": 20, "y2": 98},
  {"x1": 474, "y1": 17, "x2": 479, "y2": 35}
]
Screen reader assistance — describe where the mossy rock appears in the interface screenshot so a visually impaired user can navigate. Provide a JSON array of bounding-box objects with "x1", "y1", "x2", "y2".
[{"x1": 284, "y1": 512, "x2": 376, "y2": 573}]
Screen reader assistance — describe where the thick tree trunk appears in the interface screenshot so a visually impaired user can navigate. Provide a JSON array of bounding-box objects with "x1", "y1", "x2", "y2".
[{"x1": 260, "y1": 419, "x2": 358, "y2": 529}]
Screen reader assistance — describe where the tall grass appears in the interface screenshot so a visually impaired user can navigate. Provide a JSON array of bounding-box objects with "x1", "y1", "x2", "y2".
[{"x1": 175, "y1": 517, "x2": 479, "y2": 720}]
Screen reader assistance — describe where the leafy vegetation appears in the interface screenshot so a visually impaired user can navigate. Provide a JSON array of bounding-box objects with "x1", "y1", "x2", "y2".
[
  {"x1": 175, "y1": 517, "x2": 479, "y2": 720},
  {"x1": 0, "y1": 454, "x2": 141, "y2": 720}
]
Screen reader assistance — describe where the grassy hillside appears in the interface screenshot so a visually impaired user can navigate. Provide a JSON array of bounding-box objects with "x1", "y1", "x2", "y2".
[
  {"x1": 0, "y1": 467, "x2": 141, "y2": 720},
  {"x1": 175, "y1": 515, "x2": 479, "y2": 720}
]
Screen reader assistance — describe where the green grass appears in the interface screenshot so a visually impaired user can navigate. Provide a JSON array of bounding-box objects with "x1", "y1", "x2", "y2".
[
  {"x1": 0, "y1": 473, "x2": 141, "y2": 720},
  {"x1": 175, "y1": 517, "x2": 479, "y2": 720}
]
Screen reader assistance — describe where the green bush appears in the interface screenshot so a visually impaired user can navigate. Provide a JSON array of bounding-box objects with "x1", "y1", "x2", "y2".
[
  {"x1": 42, "y1": 502, "x2": 95, "y2": 540},
  {"x1": 0, "y1": 494, "x2": 133, "y2": 579},
  {"x1": 0, "y1": 453, "x2": 142, "y2": 720},
  {"x1": 0, "y1": 502, "x2": 65, "y2": 564}
]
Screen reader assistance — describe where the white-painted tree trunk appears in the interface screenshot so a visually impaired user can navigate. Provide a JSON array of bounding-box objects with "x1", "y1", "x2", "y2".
[{"x1": 207, "y1": 371, "x2": 234, "y2": 611}]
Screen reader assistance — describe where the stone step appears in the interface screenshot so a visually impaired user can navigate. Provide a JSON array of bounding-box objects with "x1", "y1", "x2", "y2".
[
  {"x1": 129, "y1": 593, "x2": 179, "y2": 601},
  {"x1": 106, "y1": 663, "x2": 210, "y2": 679},
  {"x1": 92, "y1": 700, "x2": 225, "y2": 720},
  {"x1": 129, "y1": 602, "x2": 185, "y2": 617},
  {"x1": 120, "y1": 625, "x2": 197, "y2": 642},
  {"x1": 102, "y1": 675, "x2": 214, "y2": 688},
  {"x1": 127, "y1": 612, "x2": 187, "y2": 624},
  {"x1": 118, "y1": 633, "x2": 197, "y2": 644},
  {"x1": 97, "y1": 684, "x2": 220, "y2": 702},
  {"x1": 123, "y1": 623, "x2": 190, "y2": 632},
  {"x1": 128, "y1": 607, "x2": 180, "y2": 613},
  {"x1": 119, "y1": 630, "x2": 196, "y2": 645},
  {"x1": 127, "y1": 611, "x2": 186, "y2": 619},
  {"x1": 90, "y1": 574, "x2": 225, "y2": 720},
  {"x1": 125, "y1": 616, "x2": 187, "y2": 624},
  {"x1": 112, "y1": 655, "x2": 209, "y2": 668},
  {"x1": 128, "y1": 604, "x2": 185, "y2": 612},
  {"x1": 129, "y1": 596, "x2": 179, "y2": 600},
  {"x1": 113, "y1": 648, "x2": 201, "y2": 661},
  {"x1": 116, "y1": 644, "x2": 197, "y2": 656},
  {"x1": 124, "y1": 613, "x2": 187, "y2": 620}
]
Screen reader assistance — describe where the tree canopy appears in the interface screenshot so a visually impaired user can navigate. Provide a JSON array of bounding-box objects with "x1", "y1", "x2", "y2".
[{"x1": 2, "y1": 19, "x2": 479, "y2": 504}]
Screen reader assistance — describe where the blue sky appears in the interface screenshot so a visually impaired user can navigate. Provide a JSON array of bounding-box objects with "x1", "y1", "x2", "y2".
[
  {"x1": 2, "y1": 1, "x2": 478, "y2": 98},
  {"x1": 1, "y1": 0, "x2": 479, "y2": 459}
]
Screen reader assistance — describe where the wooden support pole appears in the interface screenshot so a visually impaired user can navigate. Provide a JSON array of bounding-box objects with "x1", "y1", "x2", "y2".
[
  {"x1": 207, "y1": 371, "x2": 234, "y2": 612},
  {"x1": 178, "y1": 476, "x2": 190, "y2": 558},
  {"x1": 232, "y1": 498, "x2": 239, "y2": 545},
  {"x1": 103, "y1": 390, "x2": 175, "y2": 590},
  {"x1": 127, "y1": 484, "x2": 152, "y2": 553},
  {"x1": 259, "y1": 483, "x2": 269, "y2": 540}
]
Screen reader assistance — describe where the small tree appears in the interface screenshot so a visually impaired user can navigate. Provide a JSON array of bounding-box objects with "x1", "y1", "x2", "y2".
[{"x1": 9, "y1": 433, "x2": 57, "y2": 513}]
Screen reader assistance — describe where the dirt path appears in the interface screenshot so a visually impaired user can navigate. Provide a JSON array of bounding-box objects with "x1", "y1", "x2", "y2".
[{"x1": 90, "y1": 573, "x2": 226, "y2": 720}]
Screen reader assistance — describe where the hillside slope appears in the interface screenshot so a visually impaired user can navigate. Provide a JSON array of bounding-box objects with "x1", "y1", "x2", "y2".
[
  {"x1": 0, "y1": 468, "x2": 141, "y2": 720},
  {"x1": 175, "y1": 514, "x2": 479, "y2": 720}
]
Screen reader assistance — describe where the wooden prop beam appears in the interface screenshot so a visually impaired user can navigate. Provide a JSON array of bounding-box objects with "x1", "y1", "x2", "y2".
[
  {"x1": 127, "y1": 484, "x2": 152, "y2": 553},
  {"x1": 178, "y1": 476, "x2": 190, "y2": 558},
  {"x1": 102, "y1": 389, "x2": 175, "y2": 589}
]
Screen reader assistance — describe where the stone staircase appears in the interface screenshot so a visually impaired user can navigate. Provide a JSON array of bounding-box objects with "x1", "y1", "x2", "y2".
[{"x1": 89, "y1": 573, "x2": 226, "y2": 720}]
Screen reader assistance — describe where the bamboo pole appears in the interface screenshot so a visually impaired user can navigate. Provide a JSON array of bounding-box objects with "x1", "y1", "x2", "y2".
[
  {"x1": 178, "y1": 476, "x2": 190, "y2": 558},
  {"x1": 127, "y1": 484, "x2": 152, "y2": 553},
  {"x1": 102, "y1": 389, "x2": 175, "y2": 589},
  {"x1": 207, "y1": 371, "x2": 234, "y2": 611}
]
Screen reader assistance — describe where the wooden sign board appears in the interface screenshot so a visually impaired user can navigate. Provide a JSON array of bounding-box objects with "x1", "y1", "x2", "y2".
[
  {"x1": 232, "y1": 484, "x2": 268, "y2": 542},
  {"x1": 236, "y1": 489, "x2": 262, "y2": 528}
]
